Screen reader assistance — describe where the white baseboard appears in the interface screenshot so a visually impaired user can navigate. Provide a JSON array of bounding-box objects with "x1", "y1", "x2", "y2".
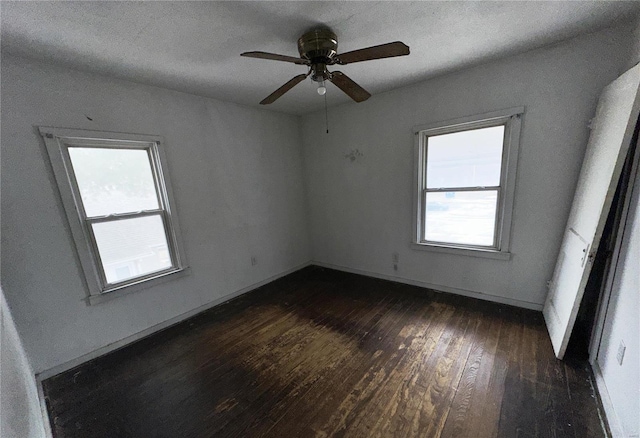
[
  {"x1": 312, "y1": 261, "x2": 543, "y2": 311},
  {"x1": 36, "y1": 261, "x2": 311, "y2": 381},
  {"x1": 592, "y1": 360, "x2": 625, "y2": 438}
]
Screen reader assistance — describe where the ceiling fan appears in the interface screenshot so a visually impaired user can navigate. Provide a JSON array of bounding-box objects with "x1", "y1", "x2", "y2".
[{"x1": 241, "y1": 28, "x2": 410, "y2": 105}]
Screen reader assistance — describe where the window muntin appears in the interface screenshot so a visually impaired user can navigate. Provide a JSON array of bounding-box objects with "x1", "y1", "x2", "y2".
[
  {"x1": 414, "y1": 108, "x2": 522, "y2": 256},
  {"x1": 41, "y1": 128, "x2": 185, "y2": 297}
]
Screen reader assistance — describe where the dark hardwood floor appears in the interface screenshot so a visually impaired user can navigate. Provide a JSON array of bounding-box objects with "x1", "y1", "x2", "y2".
[{"x1": 43, "y1": 267, "x2": 607, "y2": 438}]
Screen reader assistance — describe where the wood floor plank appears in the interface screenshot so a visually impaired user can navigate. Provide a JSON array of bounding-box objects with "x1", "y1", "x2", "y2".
[
  {"x1": 440, "y1": 306, "x2": 504, "y2": 438},
  {"x1": 564, "y1": 361, "x2": 609, "y2": 438},
  {"x1": 42, "y1": 267, "x2": 608, "y2": 438},
  {"x1": 237, "y1": 292, "x2": 397, "y2": 437},
  {"x1": 310, "y1": 296, "x2": 423, "y2": 438},
  {"x1": 212, "y1": 293, "x2": 386, "y2": 437},
  {"x1": 265, "y1": 293, "x2": 411, "y2": 437},
  {"x1": 532, "y1": 313, "x2": 577, "y2": 438},
  {"x1": 335, "y1": 300, "x2": 448, "y2": 437},
  {"x1": 474, "y1": 306, "x2": 522, "y2": 438},
  {"x1": 497, "y1": 309, "x2": 533, "y2": 438},
  {"x1": 408, "y1": 305, "x2": 481, "y2": 437},
  {"x1": 205, "y1": 298, "x2": 369, "y2": 435},
  {"x1": 347, "y1": 300, "x2": 457, "y2": 438}
]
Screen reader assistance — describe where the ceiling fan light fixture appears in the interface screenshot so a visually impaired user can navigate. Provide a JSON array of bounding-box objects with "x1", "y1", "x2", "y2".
[{"x1": 317, "y1": 80, "x2": 327, "y2": 95}]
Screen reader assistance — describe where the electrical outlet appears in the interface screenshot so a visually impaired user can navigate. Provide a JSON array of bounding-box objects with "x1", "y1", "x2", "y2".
[
  {"x1": 546, "y1": 280, "x2": 552, "y2": 289},
  {"x1": 251, "y1": 256, "x2": 257, "y2": 266},
  {"x1": 617, "y1": 340, "x2": 626, "y2": 365},
  {"x1": 392, "y1": 252, "x2": 399, "y2": 264}
]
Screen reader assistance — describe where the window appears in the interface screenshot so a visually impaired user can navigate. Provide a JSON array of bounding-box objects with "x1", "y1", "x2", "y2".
[
  {"x1": 413, "y1": 107, "x2": 523, "y2": 259},
  {"x1": 41, "y1": 128, "x2": 186, "y2": 302}
]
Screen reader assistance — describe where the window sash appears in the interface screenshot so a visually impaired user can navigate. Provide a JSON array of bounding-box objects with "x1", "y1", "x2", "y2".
[
  {"x1": 424, "y1": 126, "x2": 505, "y2": 190},
  {"x1": 421, "y1": 187, "x2": 501, "y2": 249},
  {"x1": 64, "y1": 144, "x2": 164, "y2": 219},
  {"x1": 84, "y1": 211, "x2": 179, "y2": 289},
  {"x1": 421, "y1": 120, "x2": 509, "y2": 190}
]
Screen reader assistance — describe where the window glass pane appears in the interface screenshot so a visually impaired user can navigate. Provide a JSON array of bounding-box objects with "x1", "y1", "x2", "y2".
[
  {"x1": 92, "y1": 215, "x2": 172, "y2": 284},
  {"x1": 426, "y1": 125, "x2": 504, "y2": 188},
  {"x1": 424, "y1": 190, "x2": 498, "y2": 246},
  {"x1": 68, "y1": 147, "x2": 159, "y2": 217}
]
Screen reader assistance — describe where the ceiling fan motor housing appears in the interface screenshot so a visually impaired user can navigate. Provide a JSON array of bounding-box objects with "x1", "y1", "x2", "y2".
[{"x1": 298, "y1": 29, "x2": 338, "y2": 82}]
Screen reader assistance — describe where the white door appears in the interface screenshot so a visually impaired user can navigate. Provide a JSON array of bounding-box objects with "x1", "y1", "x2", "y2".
[{"x1": 543, "y1": 64, "x2": 640, "y2": 359}]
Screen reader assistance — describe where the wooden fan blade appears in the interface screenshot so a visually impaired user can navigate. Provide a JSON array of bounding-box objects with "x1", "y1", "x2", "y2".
[
  {"x1": 335, "y1": 41, "x2": 409, "y2": 65},
  {"x1": 241, "y1": 51, "x2": 309, "y2": 65},
  {"x1": 329, "y1": 71, "x2": 371, "y2": 102},
  {"x1": 260, "y1": 74, "x2": 309, "y2": 105}
]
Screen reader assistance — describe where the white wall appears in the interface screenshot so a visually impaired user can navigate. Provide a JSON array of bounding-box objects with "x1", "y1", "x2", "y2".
[
  {"x1": 0, "y1": 55, "x2": 311, "y2": 374},
  {"x1": 596, "y1": 169, "x2": 640, "y2": 437},
  {"x1": 595, "y1": 17, "x2": 640, "y2": 438},
  {"x1": 301, "y1": 24, "x2": 633, "y2": 309},
  {"x1": 1, "y1": 288, "x2": 47, "y2": 438}
]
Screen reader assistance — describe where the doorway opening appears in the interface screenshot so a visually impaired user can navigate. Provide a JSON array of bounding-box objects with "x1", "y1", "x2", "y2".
[{"x1": 566, "y1": 116, "x2": 639, "y2": 360}]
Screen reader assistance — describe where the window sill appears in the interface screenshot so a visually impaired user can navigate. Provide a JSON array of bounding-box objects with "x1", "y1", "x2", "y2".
[
  {"x1": 87, "y1": 267, "x2": 190, "y2": 305},
  {"x1": 410, "y1": 243, "x2": 511, "y2": 260}
]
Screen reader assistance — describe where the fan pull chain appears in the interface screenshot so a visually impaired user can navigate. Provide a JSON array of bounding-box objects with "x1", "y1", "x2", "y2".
[{"x1": 324, "y1": 92, "x2": 329, "y2": 134}]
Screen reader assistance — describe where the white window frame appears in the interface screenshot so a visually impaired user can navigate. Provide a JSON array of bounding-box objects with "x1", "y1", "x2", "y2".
[
  {"x1": 412, "y1": 107, "x2": 523, "y2": 260},
  {"x1": 40, "y1": 127, "x2": 187, "y2": 304}
]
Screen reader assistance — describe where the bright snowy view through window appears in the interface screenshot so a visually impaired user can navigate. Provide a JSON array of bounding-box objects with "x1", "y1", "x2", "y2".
[
  {"x1": 424, "y1": 126, "x2": 505, "y2": 247},
  {"x1": 68, "y1": 147, "x2": 173, "y2": 284}
]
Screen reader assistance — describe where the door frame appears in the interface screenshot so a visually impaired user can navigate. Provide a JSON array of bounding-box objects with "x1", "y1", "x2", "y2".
[{"x1": 588, "y1": 129, "x2": 639, "y2": 363}]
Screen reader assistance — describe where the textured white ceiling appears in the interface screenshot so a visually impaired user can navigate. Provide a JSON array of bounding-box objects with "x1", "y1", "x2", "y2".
[{"x1": 2, "y1": 1, "x2": 639, "y2": 115}]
